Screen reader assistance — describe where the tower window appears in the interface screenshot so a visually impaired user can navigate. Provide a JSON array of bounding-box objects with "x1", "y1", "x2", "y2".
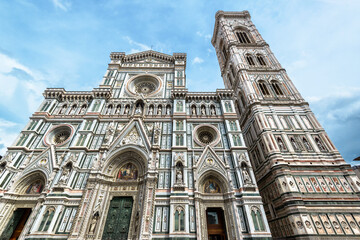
[
  {"x1": 246, "y1": 55, "x2": 255, "y2": 66},
  {"x1": 271, "y1": 81, "x2": 284, "y2": 96},
  {"x1": 256, "y1": 55, "x2": 266, "y2": 66},
  {"x1": 236, "y1": 31, "x2": 251, "y2": 44},
  {"x1": 38, "y1": 207, "x2": 55, "y2": 232},
  {"x1": 258, "y1": 81, "x2": 270, "y2": 96}
]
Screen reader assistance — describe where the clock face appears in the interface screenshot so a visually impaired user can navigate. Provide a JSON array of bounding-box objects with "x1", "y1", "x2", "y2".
[{"x1": 126, "y1": 74, "x2": 162, "y2": 97}]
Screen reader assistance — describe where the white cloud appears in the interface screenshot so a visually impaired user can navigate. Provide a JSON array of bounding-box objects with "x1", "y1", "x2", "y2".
[
  {"x1": 192, "y1": 57, "x2": 204, "y2": 64},
  {"x1": 51, "y1": 0, "x2": 71, "y2": 11},
  {"x1": 0, "y1": 118, "x2": 19, "y2": 155},
  {"x1": 124, "y1": 36, "x2": 151, "y2": 53},
  {"x1": 196, "y1": 31, "x2": 211, "y2": 40}
]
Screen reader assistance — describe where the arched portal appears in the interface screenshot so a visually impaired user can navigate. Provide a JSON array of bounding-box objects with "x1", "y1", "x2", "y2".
[
  {"x1": 83, "y1": 149, "x2": 149, "y2": 240},
  {"x1": 195, "y1": 170, "x2": 235, "y2": 240},
  {"x1": 0, "y1": 171, "x2": 47, "y2": 240}
]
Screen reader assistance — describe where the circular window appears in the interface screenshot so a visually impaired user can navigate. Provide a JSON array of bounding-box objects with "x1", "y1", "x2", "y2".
[
  {"x1": 44, "y1": 125, "x2": 73, "y2": 146},
  {"x1": 193, "y1": 124, "x2": 221, "y2": 147},
  {"x1": 126, "y1": 74, "x2": 162, "y2": 97}
]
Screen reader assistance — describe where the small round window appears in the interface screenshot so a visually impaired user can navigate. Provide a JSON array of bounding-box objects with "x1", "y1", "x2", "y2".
[
  {"x1": 193, "y1": 124, "x2": 221, "y2": 147},
  {"x1": 44, "y1": 125, "x2": 73, "y2": 146}
]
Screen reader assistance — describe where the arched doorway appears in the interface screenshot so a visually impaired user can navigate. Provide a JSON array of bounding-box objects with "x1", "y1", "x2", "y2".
[
  {"x1": 195, "y1": 171, "x2": 235, "y2": 240},
  {"x1": 0, "y1": 172, "x2": 46, "y2": 239},
  {"x1": 86, "y1": 150, "x2": 148, "y2": 240}
]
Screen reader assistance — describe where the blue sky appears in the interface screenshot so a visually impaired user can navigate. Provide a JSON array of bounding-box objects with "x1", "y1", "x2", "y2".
[{"x1": 0, "y1": 0, "x2": 360, "y2": 164}]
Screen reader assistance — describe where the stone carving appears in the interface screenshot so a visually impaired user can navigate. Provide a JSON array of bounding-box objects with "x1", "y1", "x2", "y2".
[
  {"x1": 58, "y1": 163, "x2": 72, "y2": 185},
  {"x1": 148, "y1": 106, "x2": 153, "y2": 115},
  {"x1": 166, "y1": 105, "x2": 171, "y2": 115},
  {"x1": 192, "y1": 106, "x2": 196, "y2": 115},
  {"x1": 122, "y1": 128, "x2": 141, "y2": 145},
  {"x1": 241, "y1": 164, "x2": 252, "y2": 185},
  {"x1": 104, "y1": 122, "x2": 115, "y2": 145},
  {"x1": 201, "y1": 106, "x2": 206, "y2": 115},
  {"x1": 153, "y1": 122, "x2": 161, "y2": 144},
  {"x1": 210, "y1": 106, "x2": 216, "y2": 115},
  {"x1": 157, "y1": 106, "x2": 162, "y2": 115},
  {"x1": 89, "y1": 212, "x2": 99, "y2": 234},
  {"x1": 277, "y1": 137, "x2": 286, "y2": 151}
]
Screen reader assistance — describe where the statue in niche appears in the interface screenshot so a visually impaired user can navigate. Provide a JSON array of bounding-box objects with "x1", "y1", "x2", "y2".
[
  {"x1": 176, "y1": 170, "x2": 183, "y2": 184},
  {"x1": 241, "y1": 164, "x2": 252, "y2": 185},
  {"x1": 277, "y1": 137, "x2": 286, "y2": 151},
  {"x1": 135, "y1": 102, "x2": 143, "y2": 114},
  {"x1": 204, "y1": 178, "x2": 220, "y2": 193},
  {"x1": 166, "y1": 105, "x2": 171, "y2": 115},
  {"x1": 157, "y1": 106, "x2": 162, "y2": 115},
  {"x1": 290, "y1": 137, "x2": 299, "y2": 151},
  {"x1": 201, "y1": 106, "x2": 206, "y2": 115},
  {"x1": 148, "y1": 106, "x2": 154, "y2": 115},
  {"x1": 89, "y1": 212, "x2": 99, "y2": 234},
  {"x1": 58, "y1": 163, "x2": 72, "y2": 185},
  {"x1": 210, "y1": 106, "x2": 216, "y2": 115},
  {"x1": 191, "y1": 106, "x2": 196, "y2": 115},
  {"x1": 175, "y1": 162, "x2": 184, "y2": 184},
  {"x1": 153, "y1": 122, "x2": 161, "y2": 144},
  {"x1": 124, "y1": 105, "x2": 130, "y2": 114},
  {"x1": 303, "y1": 138, "x2": 312, "y2": 151},
  {"x1": 315, "y1": 138, "x2": 325, "y2": 151}
]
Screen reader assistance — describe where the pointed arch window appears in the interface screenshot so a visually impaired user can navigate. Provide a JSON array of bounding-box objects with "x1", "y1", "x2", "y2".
[
  {"x1": 176, "y1": 134, "x2": 184, "y2": 146},
  {"x1": 271, "y1": 80, "x2": 284, "y2": 96},
  {"x1": 176, "y1": 101, "x2": 183, "y2": 112},
  {"x1": 256, "y1": 55, "x2": 266, "y2": 66},
  {"x1": 236, "y1": 31, "x2": 251, "y2": 44},
  {"x1": 174, "y1": 207, "x2": 185, "y2": 231},
  {"x1": 224, "y1": 101, "x2": 233, "y2": 112},
  {"x1": 176, "y1": 121, "x2": 183, "y2": 131},
  {"x1": 246, "y1": 55, "x2": 255, "y2": 66},
  {"x1": 251, "y1": 207, "x2": 265, "y2": 231},
  {"x1": 38, "y1": 207, "x2": 55, "y2": 232},
  {"x1": 258, "y1": 81, "x2": 270, "y2": 96}
]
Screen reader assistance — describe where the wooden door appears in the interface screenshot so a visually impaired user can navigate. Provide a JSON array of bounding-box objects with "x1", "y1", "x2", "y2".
[
  {"x1": 206, "y1": 208, "x2": 227, "y2": 240},
  {"x1": 102, "y1": 197, "x2": 133, "y2": 240},
  {"x1": 0, "y1": 208, "x2": 32, "y2": 240}
]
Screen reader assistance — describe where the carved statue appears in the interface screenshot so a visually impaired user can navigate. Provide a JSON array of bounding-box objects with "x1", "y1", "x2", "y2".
[
  {"x1": 148, "y1": 106, "x2": 153, "y2": 115},
  {"x1": 157, "y1": 106, "x2": 162, "y2": 115},
  {"x1": 135, "y1": 104, "x2": 142, "y2": 114},
  {"x1": 104, "y1": 122, "x2": 115, "y2": 144},
  {"x1": 89, "y1": 212, "x2": 99, "y2": 234},
  {"x1": 153, "y1": 122, "x2": 161, "y2": 144},
  {"x1": 211, "y1": 106, "x2": 216, "y2": 115},
  {"x1": 124, "y1": 105, "x2": 130, "y2": 114},
  {"x1": 58, "y1": 167, "x2": 70, "y2": 185},
  {"x1": 241, "y1": 165, "x2": 252, "y2": 185},
  {"x1": 176, "y1": 170, "x2": 183, "y2": 184},
  {"x1": 201, "y1": 106, "x2": 206, "y2": 115},
  {"x1": 277, "y1": 138, "x2": 285, "y2": 151},
  {"x1": 166, "y1": 106, "x2": 171, "y2": 115},
  {"x1": 192, "y1": 106, "x2": 196, "y2": 115}
]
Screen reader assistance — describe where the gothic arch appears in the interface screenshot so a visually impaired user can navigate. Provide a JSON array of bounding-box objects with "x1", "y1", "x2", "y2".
[
  {"x1": 13, "y1": 171, "x2": 47, "y2": 194},
  {"x1": 197, "y1": 170, "x2": 230, "y2": 194},
  {"x1": 101, "y1": 145, "x2": 149, "y2": 176}
]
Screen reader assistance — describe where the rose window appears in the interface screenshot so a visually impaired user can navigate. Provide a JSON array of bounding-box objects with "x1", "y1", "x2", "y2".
[
  {"x1": 193, "y1": 124, "x2": 221, "y2": 147},
  {"x1": 44, "y1": 125, "x2": 73, "y2": 146},
  {"x1": 126, "y1": 74, "x2": 161, "y2": 97}
]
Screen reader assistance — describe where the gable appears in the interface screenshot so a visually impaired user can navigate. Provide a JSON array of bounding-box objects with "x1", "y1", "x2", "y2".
[{"x1": 194, "y1": 146, "x2": 228, "y2": 178}]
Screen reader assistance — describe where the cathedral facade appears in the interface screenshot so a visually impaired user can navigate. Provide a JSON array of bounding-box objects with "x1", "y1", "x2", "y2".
[{"x1": 0, "y1": 10, "x2": 359, "y2": 240}]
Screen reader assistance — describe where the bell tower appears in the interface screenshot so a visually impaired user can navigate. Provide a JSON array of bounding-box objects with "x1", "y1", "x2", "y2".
[{"x1": 212, "y1": 10, "x2": 360, "y2": 239}]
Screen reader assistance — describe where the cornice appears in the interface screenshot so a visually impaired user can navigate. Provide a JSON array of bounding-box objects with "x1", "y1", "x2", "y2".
[{"x1": 212, "y1": 10, "x2": 251, "y2": 46}]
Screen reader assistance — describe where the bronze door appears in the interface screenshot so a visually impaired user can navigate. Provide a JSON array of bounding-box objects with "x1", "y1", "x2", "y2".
[{"x1": 102, "y1": 197, "x2": 133, "y2": 240}]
